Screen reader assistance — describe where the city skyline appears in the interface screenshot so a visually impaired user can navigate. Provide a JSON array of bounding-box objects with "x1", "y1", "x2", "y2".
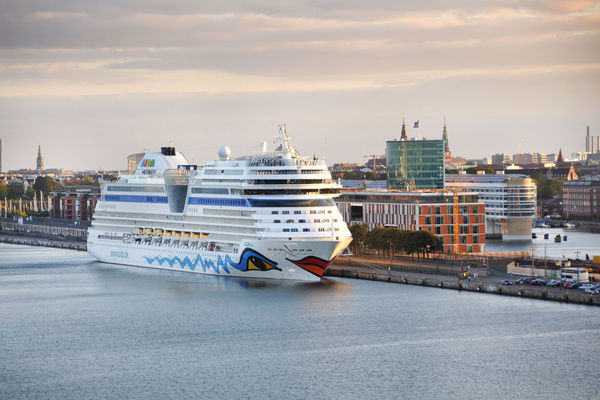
[{"x1": 1, "y1": 1, "x2": 599, "y2": 170}]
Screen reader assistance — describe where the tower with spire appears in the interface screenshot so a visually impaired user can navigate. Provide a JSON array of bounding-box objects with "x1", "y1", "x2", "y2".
[
  {"x1": 442, "y1": 117, "x2": 451, "y2": 160},
  {"x1": 400, "y1": 118, "x2": 408, "y2": 140},
  {"x1": 36, "y1": 145, "x2": 44, "y2": 170},
  {"x1": 556, "y1": 148, "x2": 564, "y2": 164}
]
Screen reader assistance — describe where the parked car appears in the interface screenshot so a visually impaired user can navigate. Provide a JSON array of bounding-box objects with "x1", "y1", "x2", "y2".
[
  {"x1": 501, "y1": 280, "x2": 512, "y2": 286},
  {"x1": 563, "y1": 282, "x2": 574, "y2": 289},
  {"x1": 584, "y1": 286, "x2": 600, "y2": 294},
  {"x1": 532, "y1": 279, "x2": 546, "y2": 286},
  {"x1": 515, "y1": 277, "x2": 528, "y2": 285},
  {"x1": 523, "y1": 277, "x2": 538, "y2": 285},
  {"x1": 570, "y1": 282, "x2": 585, "y2": 290},
  {"x1": 579, "y1": 283, "x2": 596, "y2": 291},
  {"x1": 545, "y1": 280, "x2": 562, "y2": 287}
]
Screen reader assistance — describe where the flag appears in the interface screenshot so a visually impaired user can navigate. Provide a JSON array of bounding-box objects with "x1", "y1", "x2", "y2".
[{"x1": 414, "y1": 120, "x2": 419, "y2": 128}]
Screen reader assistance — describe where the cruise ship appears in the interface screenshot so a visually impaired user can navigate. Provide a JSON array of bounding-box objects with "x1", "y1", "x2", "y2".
[{"x1": 87, "y1": 126, "x2": 352, "y2": 281}]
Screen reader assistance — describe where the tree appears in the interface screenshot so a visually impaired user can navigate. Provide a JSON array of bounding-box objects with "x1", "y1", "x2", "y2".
[
  {"x1": 405, "y1": 231, "x2": 443, "y2": 259},
  {"x1": 466, "y1": 166, "x2": 496, "y2": 175},
  {"x1": 0, "y1": 181, "x2": 6, "y2": 199},
  {"x1": 349, "y1": 223, "x2": 369, "y2": 255},
  {"x1": 531, "y1": 172, "x2": 564, "y2": 200},
  {"x1": 32, "y1": 176, "x2": 63, "y2": 197},
  {"x1": 6, "y1": 182, "x2": 24, "y2": 199},
  {"x1": 366, "y1": 227, "x2": 388, "y2": 256}
]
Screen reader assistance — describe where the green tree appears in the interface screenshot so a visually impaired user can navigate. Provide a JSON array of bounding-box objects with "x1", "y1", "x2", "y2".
[
  {"x1": 405, "y1": 231, "x2": 443, "y2": 259},
  {"x1": 6, "y1": 182, "x2": 24, "y2": 199},
  {"x1": 349, "y1": 223, "x2": 369, "y2": 255},
  {"x1": 32, "y1": 176, "x2": 63, "y2": 197},
  {"x1": 466, "y1": 166, "x2": 496, "y2": 175},
  {"x1": 366, "y1": 227, "x2": 388, "y2": 256},
  {"x1": 0, "y1": 181, "x2": 7, "y2": 199},
  {"x1": 531, "y1": 172, "x2": 564, "y2": 200}
]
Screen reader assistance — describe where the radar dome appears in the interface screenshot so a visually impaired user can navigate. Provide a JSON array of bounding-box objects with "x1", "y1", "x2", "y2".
[{"x1": 218, "y1": 146, "x2": 231, "y2": 161}]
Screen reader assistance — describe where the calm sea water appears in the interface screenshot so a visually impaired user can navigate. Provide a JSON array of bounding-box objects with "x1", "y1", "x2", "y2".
[
  {"x1": 486, "y1": 228, "x2": 600, "y2": 260},
  {"x1": 1, "y1": 244, "x2": 599, "y2": 400}
]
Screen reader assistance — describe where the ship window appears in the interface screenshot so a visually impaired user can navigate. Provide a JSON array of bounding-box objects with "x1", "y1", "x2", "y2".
[
  {"x1": 294, "y1": 211, "x2": 301, "y2": 214},
  {"x1": 303, "y1": 228, "x2": 310, "y2": 232},
  {"x1": 291, "y1": 228, "x2": 298, "y2": 232},
  {"x1": 249, "y1": 199, "x2": 335, "y2": 208},
  {"x1": 286, "y1": 219, "x2": 294, "y2": 223},
  {"x1": 191, "y1": 188, "x2": 229, "y2": 194},
  {"x1": 274, "y1": 220, "x2": 280, "y2": 223},
  {"x1": 283, "y1": 229, "x2": 290, "y2": 232},
  {"x1": 282, "y1": 211, "x2": 289, "y2": 214},
  {"x1": 299, "y1": 219, "x2": 306, "y2": 223},
  {"x1": 272, "y1": 211, "x2": 278, "y2": 214}
]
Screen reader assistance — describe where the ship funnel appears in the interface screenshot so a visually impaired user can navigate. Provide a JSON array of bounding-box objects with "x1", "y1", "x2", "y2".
[{"x1": 260, "y1": 141, "x2": 267, "y2": 154}]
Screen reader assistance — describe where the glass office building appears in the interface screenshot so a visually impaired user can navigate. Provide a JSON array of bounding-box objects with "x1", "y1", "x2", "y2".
[{"x1": 386, "y1": 139, "x2": 445, "y2": 189}]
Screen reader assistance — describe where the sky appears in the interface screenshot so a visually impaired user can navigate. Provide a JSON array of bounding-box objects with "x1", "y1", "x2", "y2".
[{"x1": 0, "y1": 0, "x2": 599, "y2": 171}]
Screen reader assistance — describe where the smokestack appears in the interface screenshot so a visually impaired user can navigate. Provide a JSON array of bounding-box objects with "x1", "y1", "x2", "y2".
[{"x1": 586, "y1": 126, "x2": 590, "y2": 153}]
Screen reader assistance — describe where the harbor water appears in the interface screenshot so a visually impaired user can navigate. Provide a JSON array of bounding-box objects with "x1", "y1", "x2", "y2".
[
  {"x1": 1, "y1": 244, "x2": 599, "y2": 399},
  {"x1": 486, "y1": 227, "x2": 600, "y2": 260}
]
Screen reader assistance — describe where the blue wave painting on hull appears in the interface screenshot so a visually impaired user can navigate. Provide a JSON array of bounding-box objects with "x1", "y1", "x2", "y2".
[{"x1": 143, "y1": 248, "x2": 281, "y2": 274}]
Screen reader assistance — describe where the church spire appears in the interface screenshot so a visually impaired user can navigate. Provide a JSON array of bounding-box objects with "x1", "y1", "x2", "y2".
[
  {"x1": 442, "y1": 117, "x2": 449, "y2": 153},
  {"x1": 400, "y1": 117, "x2": 407, "y2": 140},
  {"x1": 442, "y1": 117, "x2": 451, "y2": 160},
  {"x1": 36, "y1": 145, "x2": 44, "y2": 170},
  {"x1": 557, "y1": 148, "x2": 564, "y2": 164}
]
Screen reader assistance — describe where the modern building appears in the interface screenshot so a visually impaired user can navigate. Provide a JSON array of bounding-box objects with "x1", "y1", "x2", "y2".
[
  {"x1": 491, "y1": 153, "x2": 511, "y2": 165},
  {"x1": 51, "y1": 186, "x2": 100, "y2": 221},
  {"x1": 445, "y1": 173, "x2": 537, "y2": 241},
  {"x1": 563, "y1": 180, "x2": 600, "y2": 220},
  {"x1": 386, "y1": 138, "x2": 445, "y2": 189},
  {"x1": 336, "y1": 189, "x2": 486, "y2": 253}
]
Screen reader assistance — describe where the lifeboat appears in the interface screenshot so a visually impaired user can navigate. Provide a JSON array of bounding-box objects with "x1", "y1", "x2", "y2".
[
  {"x1": 163, "y1": 230, "x2": 172, "y2": 237},
  {"x1": 191, "y1": 232, "x2": 200, "y2": 239},
  {"x1": 154, "y1": 228, "x2": 164, "y2": 236},
  {"x1": 172, "y1": 231, "x2": 181, "y2": 238},
  {"x1": 133, "y1": 227, "x2": 143, "y2": 234},
  {"x1": 143, "y1": 228, "x2": 154, "y2": 235},
  {"x1": 181, "y1": 232, "x2": 190, "y2": 238}
]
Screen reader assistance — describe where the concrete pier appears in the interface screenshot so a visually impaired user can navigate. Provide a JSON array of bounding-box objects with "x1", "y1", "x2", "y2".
[{"x1": 326, "y1": 262, "x2": 600, "y2": 306}]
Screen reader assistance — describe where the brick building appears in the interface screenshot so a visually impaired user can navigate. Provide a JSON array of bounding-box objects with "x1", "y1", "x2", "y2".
[
  {"x1": 563, "y1": 180, "x2": 600, "y2": 220},
  {"x1": 51, "y1": 186, "x2": 100, "y2": 221},
  {"x1": 336, "y1": 190, "x2": 486, "y2": 253}
]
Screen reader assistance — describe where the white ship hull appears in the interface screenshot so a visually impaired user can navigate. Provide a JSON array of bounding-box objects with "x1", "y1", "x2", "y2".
[{"x1": 88, "y1": 237, "x2": 351, "y2": 281}]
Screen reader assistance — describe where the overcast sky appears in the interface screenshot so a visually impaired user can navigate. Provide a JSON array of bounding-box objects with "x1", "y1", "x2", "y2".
[{"x1": 1, "y1": 0, "x2": 599, "y2": 171}]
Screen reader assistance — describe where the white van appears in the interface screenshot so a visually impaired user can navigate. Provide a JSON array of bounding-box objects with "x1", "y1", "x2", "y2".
[{"x1": 560, "y1": 267, "x2": 589, "y2": 283}]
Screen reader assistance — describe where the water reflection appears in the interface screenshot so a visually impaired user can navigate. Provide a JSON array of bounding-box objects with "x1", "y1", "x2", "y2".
[{"x1": 88, "y1": 260, "x2": 353, "y2": 295}]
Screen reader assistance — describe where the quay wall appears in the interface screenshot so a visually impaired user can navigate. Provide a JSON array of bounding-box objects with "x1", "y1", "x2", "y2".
[
  {"x1": 326, "y1": 263, "x2": 599, "y2": 306},
  {"x1": 0, "y1": 220, "x2": 87, "y2": 240}
]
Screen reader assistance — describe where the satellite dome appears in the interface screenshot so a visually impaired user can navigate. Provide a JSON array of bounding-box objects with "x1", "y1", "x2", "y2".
[{"x1": 218, "y1": 146, "x2": 231, "y2": 161}]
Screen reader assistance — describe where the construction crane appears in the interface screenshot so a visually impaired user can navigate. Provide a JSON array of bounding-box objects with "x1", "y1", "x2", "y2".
[{"x1": 363, "y1": 154, "x2": 384, "y2": 171}]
